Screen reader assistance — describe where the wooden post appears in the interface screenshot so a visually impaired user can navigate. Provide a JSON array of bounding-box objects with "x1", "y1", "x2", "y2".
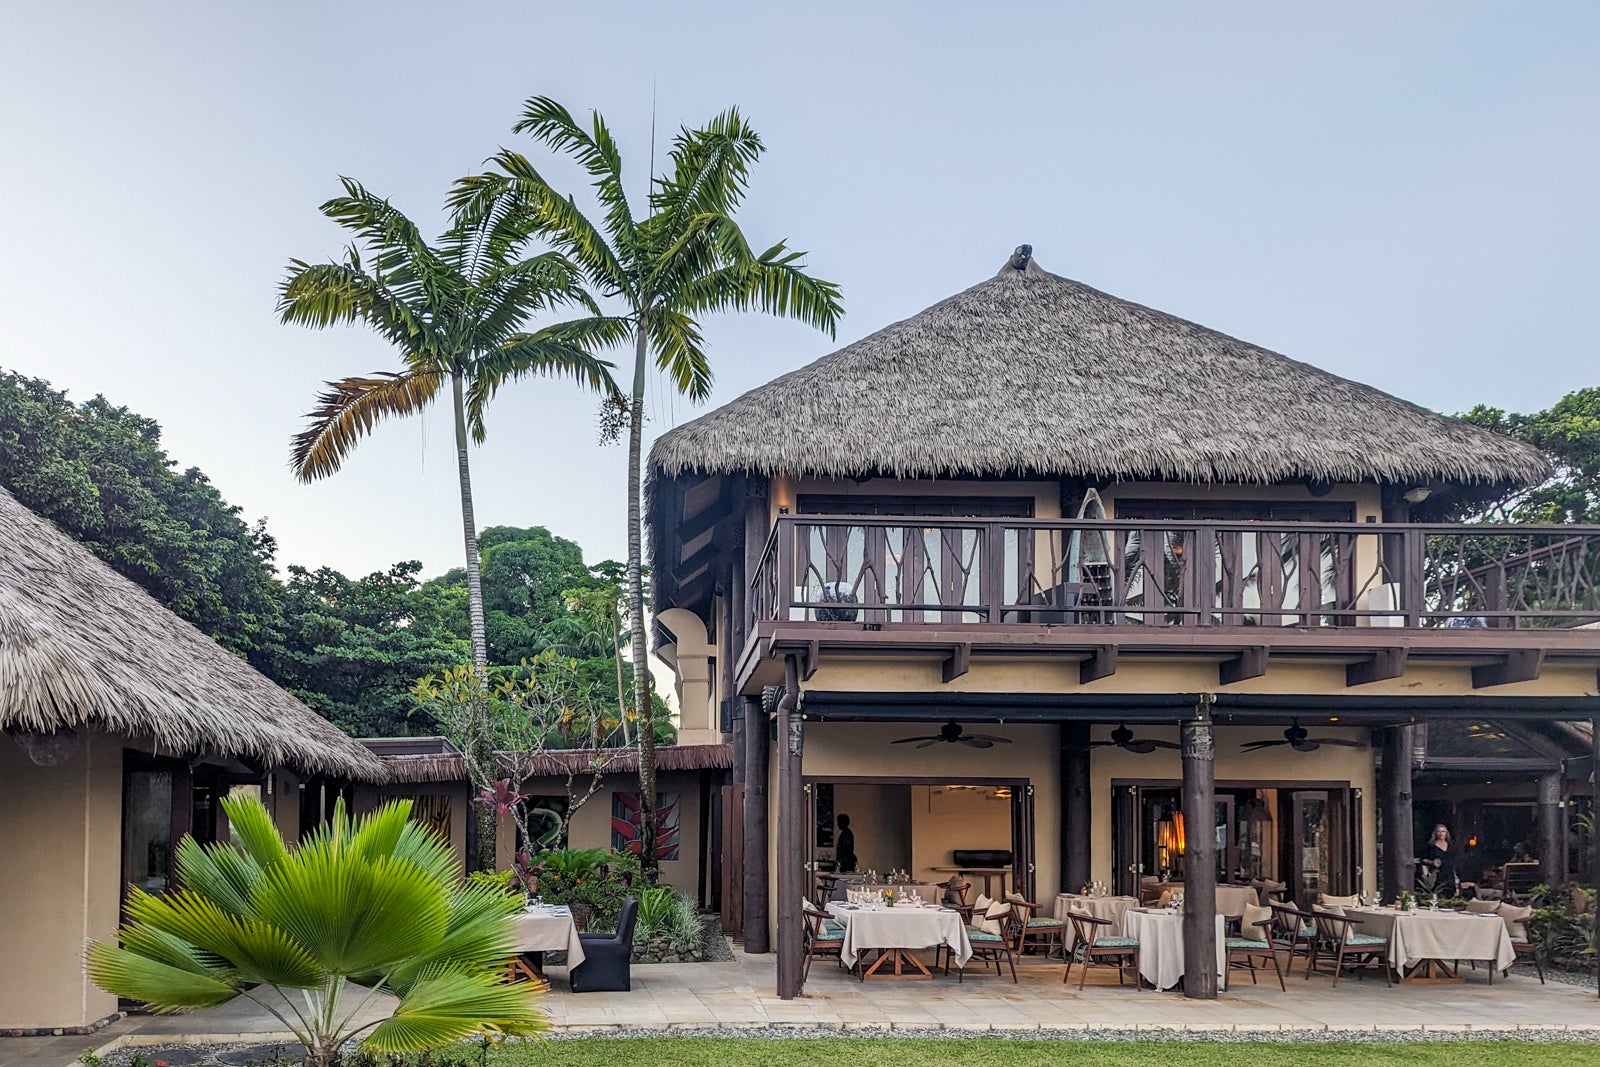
[
  {"x1": 1060, "y1": 722, "x2": 1091, "y2": 893},
  {"x1": 742, "y1": 693, "x2": 770, "y2": 954},
  {"x1": 1379, "y1": 725, "x2": 1415, "y2": 902},
  {"x1": 775, "y1": 655, "x2": 805, "y2": 999},
  {"x1": 1592, "y1": 715, "x2": 1599, "y2": 999},
  {"x1": 1181, "y1": 699, "x2": 1217, "y2": 1000},
  {"x1": 1539, "y1": 770, "x2": 1563, "y2": 890}
]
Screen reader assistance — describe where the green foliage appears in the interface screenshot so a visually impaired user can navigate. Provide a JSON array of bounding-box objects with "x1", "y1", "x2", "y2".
[
  {"x1": 1454, "y1": 387, "x2": 1600, "y2": 522},
  {"x1": 87, "y1": 795, "x2": 545, "y2": 1065},
  {"x1": 633, "y1": 886, "x2": 704, "y2": 953},
  {"x1": 0, "y1": 369, "x2": 283, "y2": 661},
  {"x1": 528, "y1": 848, "x2": 645, "y2": 932}
]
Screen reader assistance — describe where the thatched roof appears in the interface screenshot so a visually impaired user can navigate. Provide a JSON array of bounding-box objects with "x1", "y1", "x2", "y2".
[
  {"x1": 0, "y1": 486, "x2": 387, "y2": 781},
  {"x1": 377, "y1": 740, "x2": 734, "y2": 785},
  {"x1": 650, "y1": 253, "x2": 1548, "y2": 490}
]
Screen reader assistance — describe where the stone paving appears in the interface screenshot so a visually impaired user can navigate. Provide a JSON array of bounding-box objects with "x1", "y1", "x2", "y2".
[{"x1": 10, "y1": 946, "x2": 1598, "y2": 1066}]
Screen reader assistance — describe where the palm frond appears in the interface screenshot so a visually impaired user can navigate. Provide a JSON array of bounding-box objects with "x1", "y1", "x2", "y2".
[
  {"x1": 513, "y1": 96, "x2": 637, "y2": 252},
  {"x1": 381, "y1": 882, "x2": 521, "y2": 995},
  {"x1": 85, "y1": 943, "x2": 240, "y2": 1012},
  {"x1": 122, "y1": 889, "x2": 325, "y2": 989},
  {"x1": 651, "y1": 108, "x2": 764, "y2": 226},
  {"x1": 366, "y1": 967, "x2": 547, "y2": 1053},
  {"x1": 472, "y1": 252, "x2": 593, "y2": 345},
  {"x1": 290, "y1": 371, "x2": 444, "y2": 482},
  {"x1": 671, "y1": 244, "x2": 843, "y2": 337},
  {"x1": 647, "y1": 310, "x2": 713, "y2": 401},
  {"x1": 320, "y1": 178, "x2": 449, "y2": 285},
  {"x1": 464, "y1": 325, "x2": 623, "y2": 437},
  {"x1": 173, "y1": 837, "x2": 259, "y2": 917},
  {"x1": 219, "y1": 792, "x2": 290, "y2": 871},
  {"x1": 277, "y1": 259, "x2": 430, "y2": 352}
]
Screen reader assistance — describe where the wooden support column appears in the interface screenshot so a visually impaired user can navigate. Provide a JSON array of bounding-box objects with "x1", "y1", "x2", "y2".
[
  {"x1": 1539, "y1": 771, "x2": 1563, "y2": 890},
  {"x1": 1379, "y1": 725, "x2": 1416, "y2": 902},
  {"x1": 1060, "y1": 722, "x2": 1091, "y2": 894},
  {"x1": 775, "y1": 655, "x2": 806, "y2": 999},
  {"x1": 1181, "y1": 698, "x2": 1217, "y2": 1000},
  {"x1": 1592, "y1": 715, "x2": 1600, "y2": 1000},
  {"x1": 742, "y1": 693, "x2": 770, "y2": 954}
]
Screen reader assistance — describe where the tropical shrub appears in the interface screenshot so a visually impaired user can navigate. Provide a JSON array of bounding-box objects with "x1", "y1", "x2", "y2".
[
  {"x1": 528, "y1": 847, "x2": 647, "y2": 932},
  {"x1": 86, "y1": 796, "x2": 544, "y2": 1067}
]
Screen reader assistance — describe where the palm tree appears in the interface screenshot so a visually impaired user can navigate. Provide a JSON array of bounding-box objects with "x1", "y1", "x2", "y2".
[
  {"x1": 453, "y1": 97, "x2": 843, "y2": 870},
  {"x1": 280, "y1": 178, "x2": 616, "y2": 870},
  {"x1": 87, "y1": 795, "x2": 544, "y2": 1067}
]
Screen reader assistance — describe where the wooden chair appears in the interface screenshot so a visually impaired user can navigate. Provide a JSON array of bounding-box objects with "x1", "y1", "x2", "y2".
[
  {"x1": 1226, "y1": 916, "x2": 1286, "y2": 991},
  {"x1": 946, "y1": 901, "x2": 1017, "y2": 983},
  {"x1": 1305, "y1": 909, "x2": 1390, "y2": 988},
  {"x1": 942, "y1": 879, "x2": 971, "y2": 910},
  {"x1": 1501, "y1": 862, "x2": 1542, "y2": 904},
  {"x1": 1061, "y1": 911, "x2": 1138, "y2": 990},
  {"x1": 1267, "y1": 902, "x2": 1317, "y2": 976},
  {"x1": 1006, "y1": 892, "x2": 1067, "y2": 957},
  {"x1": 801, "y1": 901, "x2": 846, "y2": 983}
]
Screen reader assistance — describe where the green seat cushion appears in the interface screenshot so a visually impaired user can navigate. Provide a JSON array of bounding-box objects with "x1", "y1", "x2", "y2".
[
  {"x1": 1511, "y1": 935, "x2": 1530, "y2": 944},
  {"x1": 1345, "y1": 934, "x2": 1387, "y2": 947},
  {"x1": 1088, "y1": 936, "x2": 1138, "y2": 948},
  {"x1": 1226, "y1": 938, "x2": 1271, "y2": 949},
  {"x1": 966, "y1": 928, "x2": 1005, "y2": 943},
  {"x1": 1025, "y1": 917, "x2": 1065, "y2": 928},
  {"x1": 821, "y1": 923, "x2": 846, "y2": 940}
]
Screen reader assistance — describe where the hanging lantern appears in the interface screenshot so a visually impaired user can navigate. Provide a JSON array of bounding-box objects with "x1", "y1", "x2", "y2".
[{"x1": 9, "y1": 726, "x2": 80, "y2": 766}]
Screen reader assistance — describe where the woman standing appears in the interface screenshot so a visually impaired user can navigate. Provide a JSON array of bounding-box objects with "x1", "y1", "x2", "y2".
[{"x1": 1420, "y1": 824, "x2": 1459, "y2": 895}]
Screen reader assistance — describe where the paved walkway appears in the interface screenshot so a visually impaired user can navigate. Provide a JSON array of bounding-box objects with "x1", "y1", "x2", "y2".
[{"x1": 9, "y1": 949, "x2": 1597, "y2": 1066}]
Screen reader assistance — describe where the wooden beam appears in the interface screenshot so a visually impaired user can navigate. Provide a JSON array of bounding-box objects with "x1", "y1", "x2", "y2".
[
  {"x1": 1472, "y1": 649, "x2": 1545, "y2": 689},
  {"x1": 1060, "y1": 723, "x2": 1091, "y2": 894},
  {"x1": 1080, "y1": 645, "x2": 1118, "y2": 684},
  {"x1": 1379, "y1": 726, "x2": 1416, "y2": 902},
  {"x1": 1347, "y1": 648, "x2": 1407, "y2": 687},
  {"x1": 775, "y1": 656, "x2": 805, "y2": 999},
  {"x1": 677, "y1": 482, "x2": 733, "y2": 545},
  {"x1": 675, "y1": 539, "x2": 723, "y2": 587},
  {"x1": 801, "y1": 640, "x2": 820, "y2": 682},
  {"x1": 741, "y1": 694, "x2": 769, "y2": 954},
  {"x1": 1181, "y1": 704, "x2": 1218, "y2": 1000},
  {"x1": 1218, "y1": 646, "x2": 1268, "y2": 685},
  {"x1": 942, "y1": 642, "x2": 972, "y2": 683}
]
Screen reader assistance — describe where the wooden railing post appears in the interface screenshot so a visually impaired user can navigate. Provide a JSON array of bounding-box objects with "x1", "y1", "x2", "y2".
[
  {"x1": 1403, "y1": 528, "x2": 1425, "y2": 628},
  {"x1": 985, "y1": 521, "x2": 1007, "y2": 623},
  {"x1": 775, "y1": 518, "x2": 794, "y2": 623}
]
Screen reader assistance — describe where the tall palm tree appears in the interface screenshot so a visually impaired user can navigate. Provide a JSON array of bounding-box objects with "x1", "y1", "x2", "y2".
[
  {"x1": 453, "y1": 97, "x2": 843, "y2": 871},
  {"x1": 280, "y1": 178, "x2": 616, "y2": 871}
]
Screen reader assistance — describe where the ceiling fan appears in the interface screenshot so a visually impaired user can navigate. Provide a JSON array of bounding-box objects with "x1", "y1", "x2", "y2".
[
  {"x1": 891, "y1": 721, "x2": 1013, "y2": 749},
  {"x1": 1241, "y1": 721, "x2": 1365, "y2": 754},
  {"x1": 1089, "y1": 724, "x2": 1179, "y2": 754}
]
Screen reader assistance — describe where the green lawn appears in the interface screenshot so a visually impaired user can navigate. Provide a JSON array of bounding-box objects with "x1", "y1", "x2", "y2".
[{"x1": 479, "y1": 1039, "x2": 1600, "y2": 1067}]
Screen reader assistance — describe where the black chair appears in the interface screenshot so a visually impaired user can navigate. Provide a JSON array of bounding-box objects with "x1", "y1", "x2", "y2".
[{"x1": 570, "y1": 895, "x2": 638, "y2": 993}]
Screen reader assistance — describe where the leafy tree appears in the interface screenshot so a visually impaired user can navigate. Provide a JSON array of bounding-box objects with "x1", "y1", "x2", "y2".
[
  {"x1": 1455, "y1": 388, "x2": 1600, "y2": 523},
  {"x1": 271, "y1": 562, "x2": 468, "y2": 736},
  {"x1": 453, "y1": 97, "x2": 843, "y2": 870},
  {"x1": 87, "y1": 795, "x2": 544, "y2": 1067},
  {"x1": 280, "y1": 177, "x2": 616, "y2": 871},
  {"x1": 0, "y1": 370, "x2": 282, "y2": 661}
]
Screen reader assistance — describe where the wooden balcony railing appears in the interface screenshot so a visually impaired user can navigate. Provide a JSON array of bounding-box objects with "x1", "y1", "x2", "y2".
[{"x1": 748, "y1": 516, "x2": 1600, "y2": 631}]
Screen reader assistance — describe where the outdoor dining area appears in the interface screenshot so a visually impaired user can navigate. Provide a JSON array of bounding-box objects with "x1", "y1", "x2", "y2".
[{"x1": 799, "y1": 874, "x2": 1536, "y2": 994}]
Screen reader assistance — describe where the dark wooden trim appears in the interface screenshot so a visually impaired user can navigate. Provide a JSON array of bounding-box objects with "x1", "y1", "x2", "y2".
[
  {"x1": 1219, "y1": 646, "x2": 1268, "y2": 685},
  {"x1": 775, "y1": 656, "x2": 805, "y2": 999},
  {"x1": 741, "y1": 694, "x2": 770, "y2": 954},
  {"x1": 1080, "y1": 645, "x2": 1118, "y2": 684},
  {"x1": 1472, "y1": 649, "x2": 1546, "y2": 689},
  {"x1": 1180, "y1": 710, "x2": 1217, "y2": 1000},
  {"x1": 801, "y1": 640, "x2": 820, "y2": 682},
  {"x1": 1347, "y1": 648, "x2": 1407, "y2": 687},
  {"x1": 942, "y1": 642, "x2": 972, "y2": 683},
  {"x1": 1061, "y1": 723, "x2": 1091, "y2": 894},
  {"x1": 1379, "y1": 726, "x2": 1415, "y2": 902}
]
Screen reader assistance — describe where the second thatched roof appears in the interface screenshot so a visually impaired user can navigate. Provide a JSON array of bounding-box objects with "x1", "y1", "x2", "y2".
[
  {"x1": 0, "y1": 485, "x2": 386, "y2": 781},
  {"x1": 650, "y1": 253, "x2": 1547, "y2": 490}
]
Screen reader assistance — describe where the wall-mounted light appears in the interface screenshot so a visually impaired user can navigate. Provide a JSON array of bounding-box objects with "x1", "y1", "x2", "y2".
[
  {"x1": 8, "y1": 727, "x2": 79, "y2": 766},
  {"x1": 1403, "y1": 487, "x2": 1433, "y2": 505}
]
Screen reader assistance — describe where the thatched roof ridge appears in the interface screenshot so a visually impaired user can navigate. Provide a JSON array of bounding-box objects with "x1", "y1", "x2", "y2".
[
  {"x1": 378, "y1": 742, "x2": 734, "y2": 785},
  {"x1": 650, "y1": 256, "x2": 1548, "y2": 489},
  {"x1": 0, "y1": 486, "x2": 387, "y2": 781}
]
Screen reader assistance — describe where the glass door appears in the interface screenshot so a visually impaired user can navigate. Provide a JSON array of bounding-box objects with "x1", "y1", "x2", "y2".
[{"x1": 1289, "y1": 790, "x2": 1330, "y2": 905}]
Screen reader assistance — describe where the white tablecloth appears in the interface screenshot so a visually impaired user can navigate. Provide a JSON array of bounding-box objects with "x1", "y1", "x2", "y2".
[
  {"x1": 512, "y1": 907, "x2": 586, "y2": 969},
  {"x1": 1148, "y1": 885, "x2": 1257, "y2": 917},
  {"x1": 1348, "y1": 908, "x2": 1515, "y2": 973},
  {"x1": 827, "y1": 902, "x2": 973, "y2": 970},
  {"x1": 1124, "y1": 909, "x2": 1228, "y2": 992},
  {"x1": 1055, "y1": 894, "x2": 1139, "y2": 942}
]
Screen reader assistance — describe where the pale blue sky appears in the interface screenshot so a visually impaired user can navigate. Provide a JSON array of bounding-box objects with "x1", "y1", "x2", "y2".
[{"x1": 4, "y1": 2, "x2": 1596, "y2": 576}]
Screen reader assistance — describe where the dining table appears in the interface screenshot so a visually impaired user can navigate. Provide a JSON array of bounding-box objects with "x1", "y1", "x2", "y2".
[
  {"x1": 1347, "y1": 906, "x2": 1515, "y2": 982},
  {"x1": 827, "y1": 900, "x2": 973, "y2": 979},
  {"x1": 509, "y1": 904, "x2": 586, "y2": 983},
  {"x1": 1055, "y1": 893, "x2": 1138, "y2": 945},
  {"x1": 1123, "y1": 908, "x2": 1228, "y2": 992}
]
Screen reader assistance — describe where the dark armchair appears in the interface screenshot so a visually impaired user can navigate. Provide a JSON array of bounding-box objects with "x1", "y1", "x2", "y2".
[{"x1": 570, "y1": 895, "x2": 638, "y2": 993}]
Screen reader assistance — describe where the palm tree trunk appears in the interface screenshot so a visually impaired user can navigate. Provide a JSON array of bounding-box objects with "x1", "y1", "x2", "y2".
[
  {"x1": 452, "y1": 371, "x2": 498, "y2": 873},
  {"x1": 612, "y1": 614, "x2": 631, "y2": 746},
  {"x1": 625, "y1": 324, "x2": 658, "y2": 874}
]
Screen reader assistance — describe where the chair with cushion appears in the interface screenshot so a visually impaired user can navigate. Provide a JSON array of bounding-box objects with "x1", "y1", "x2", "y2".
[
  {"x1": 946, "y1": 900, "x2": 1016, "y2": 983},
  {"x1": 801, "y1": 900, "x2": 846, "y2": 983},
  {"x1": 1251, "y1": 879, "x2": 1287, "y2": 907},
  {"x1": 1496, "y1": 903, "x2": 1543, "y2": 983},
  {"x1": 1319, "y1": 893, "x2": 1360, "y2": 908},
  {"x1": 941, "y1": 878, "x2": 971, "y2": 910},
  {"x1": 570, "y1": 895, "x2": 638, "y2": 993},
  {"x1": 1226, "y1": 903, "x2": 1285, "y2": 991},
  {"x1": 1305, "y1": 906, "x2": 1390, "y2": 988},
  {"x1": 1005, "y1": 891, "x2": 1066, "y2": 957},
  {"x1": 1062, "y1": 911, "x2": 1138, "y2": 990},
  {"x1": 1268, "y1": 901, "x2": 1318, "y2": 976}
]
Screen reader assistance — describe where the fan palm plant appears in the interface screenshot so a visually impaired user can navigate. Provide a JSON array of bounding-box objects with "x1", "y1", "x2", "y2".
[
  {"x1": 453, "y1": 98, "x2": 843, "y2": 868},
  {"x1": 280, "y1": 178, "x2": 616, "y2": 869},
  {"x1": 86, "y1": 795, "x2": 544, "y2": 1067}
]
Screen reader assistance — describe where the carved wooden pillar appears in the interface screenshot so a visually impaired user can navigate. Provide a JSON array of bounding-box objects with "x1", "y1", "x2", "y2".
[
  {"x1": 1379, "y1": 725, "x2": 1415, "y2": 902},
  {"x1": 1539, "y1": 770, "x2": 1563, "y2": 890},
  {"x1": 775, "y1": 655, "x2": 805, "y2": 998},
  {"x1": 1592, "y1": 715, "x2": 1599, "y2": 999},
  {"x1": 742, "y1": 693, "x2": 770, "y2": 954},
  {"x1": 1181, "y1": 699, "x2": 1217, "y2": 1000},
  {"x1": 1060, "y1": 722, "x2": 1091, "y2": 893}
]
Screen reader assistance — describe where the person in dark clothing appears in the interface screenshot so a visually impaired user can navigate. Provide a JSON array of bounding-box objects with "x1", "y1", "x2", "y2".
[
  {"x1": 1420, "y1": 824, "x2": 1459, "y2": 894},
  {"x1": 835, "y1": 813, "x2": 857, "y2": 873}
]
